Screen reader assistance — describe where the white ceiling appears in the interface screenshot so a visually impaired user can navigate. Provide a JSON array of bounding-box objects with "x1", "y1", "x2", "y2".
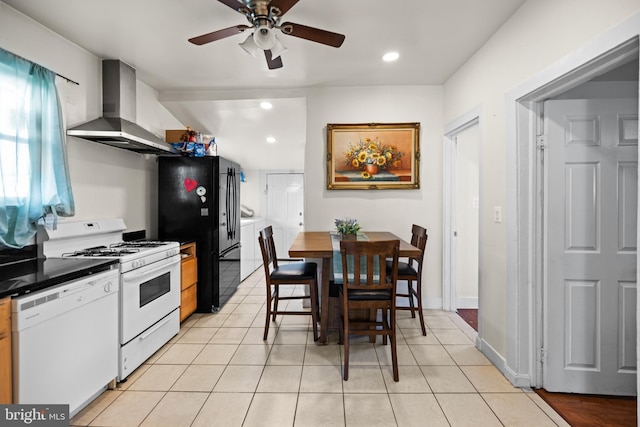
[{"x1": 4, "y1": 0, "x2": 526, "y2": 169}]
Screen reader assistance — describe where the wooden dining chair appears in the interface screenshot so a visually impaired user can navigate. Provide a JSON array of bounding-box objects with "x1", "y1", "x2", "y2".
[
  {"x1": 387, "y1": 224, "x2": 428, "y2": 336},
  {"x1": 258, "y1": 226, "x2": 319, "y2": 341},
  {"x1": 339, "y1": 239, "x2": 400, "y2": 382}
]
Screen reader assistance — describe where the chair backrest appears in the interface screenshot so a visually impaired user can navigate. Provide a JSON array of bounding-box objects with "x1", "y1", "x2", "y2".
[
  {"x1": 258, "y1": 226, "x2": 279, "y2": 276},
  {"x1": 340, "y1": 240, "x2": 400, "y2": 292},
  {"x1": 409, "y1": 224, "x2": 428, "y2": 270}
]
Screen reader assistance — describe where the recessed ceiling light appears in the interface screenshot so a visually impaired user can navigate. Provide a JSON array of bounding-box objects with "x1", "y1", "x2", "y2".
[
  {"x1": 266, "y1": 136, "x2": 276, "y2": 143},
  {"x1": 260, "y1": 101, "x2": 273, "y2": 110},
  {"x1": 382, "y1": 52, "x2": 399, "y2": 62}
]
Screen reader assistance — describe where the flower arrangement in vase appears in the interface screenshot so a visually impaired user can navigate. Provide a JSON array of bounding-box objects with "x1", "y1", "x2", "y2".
[
  {"x1": 335, "y1": 218, "x2": 360, "y2": 239},
  {"x1": 343, "y1": 137, "x2": 404, "y2": 179}
]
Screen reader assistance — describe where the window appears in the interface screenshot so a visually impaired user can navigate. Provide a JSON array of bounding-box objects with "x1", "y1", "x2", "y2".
[
  {"x1": 0, "y1": 63, "x2": 31, "y2": 200},
  {"x1": 0, "y1": 48, "x2": 75, "y2": 248}
]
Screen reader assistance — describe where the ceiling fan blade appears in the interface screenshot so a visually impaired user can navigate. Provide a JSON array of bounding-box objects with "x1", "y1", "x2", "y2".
[
  {"x1": 280, "y1": 22, "x2": 345, "y2": 48},
  {"x1": 269, "y1": 0, "x2": 300, "y2": 16},
  {"x1": 216, "y1": 0, "x2": 245, "y2": 13},
  {"x1": 264, "y1": 50, "x2": 283, "y2": 70},
  {"x1": 188, "y1": 25, "x2": 251, "y2": 45}
]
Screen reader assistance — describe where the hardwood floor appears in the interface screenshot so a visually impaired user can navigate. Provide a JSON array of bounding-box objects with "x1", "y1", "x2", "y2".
[
  {"x1": 455, "y1": 309, "x2": 638, "y2": 427},
  {"x1": 535, "y1": 389, "x2": 636, "y2": 427},
  {"x1": 456, "y1": 308, "x2": 478, "y2": 331}
]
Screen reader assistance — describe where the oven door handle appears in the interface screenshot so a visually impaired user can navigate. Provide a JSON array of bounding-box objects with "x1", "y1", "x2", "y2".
[{"x1": 122, "y1": 258, "x2": 180, "y2": 282}]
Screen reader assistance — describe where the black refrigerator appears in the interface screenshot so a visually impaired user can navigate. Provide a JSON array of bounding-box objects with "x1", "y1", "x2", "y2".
[{"x1": 158, "y1": 156, "x2": 241, "y2": 312}]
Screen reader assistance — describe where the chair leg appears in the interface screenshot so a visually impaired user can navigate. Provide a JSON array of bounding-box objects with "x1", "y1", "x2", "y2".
[
  {"x1": 272, "y1": 285, "x2": 279, "y2": 322},
  {"x1": 337, "y1": 294, "x2": 344, "y2": 345},
  {"x1": 415, "y1": 278, "x2": 427, "y2": 336},
  {"x1": 380, "y1": 309, "x2": 388, "y2": 346},
  {"x1": 309, "y1": 279, "x2": 319, "y2": 341},
  {"x1": 407, "y1": 280, "x2": 416, "y2": 318},
  {"x1": 343, "y1": 311, "x2": 349, "y2": 381},
  {"x1": 390, "y1": 305, "x2": 399, "y2": 382},
  {"x1": 264, "y1": 291, "x2": 272, "y2": 341},
  {"x1": 390, "y1": 332, "x2": 399, "y2": 382},
  {"x1": 370, "y1": 309, "x2": 378, "y2": 344}
]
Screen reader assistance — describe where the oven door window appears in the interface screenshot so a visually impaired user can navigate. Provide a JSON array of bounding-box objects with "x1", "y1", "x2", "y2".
[{"x1": 139, "y1": 271, "x2": 171, "y2": 307}]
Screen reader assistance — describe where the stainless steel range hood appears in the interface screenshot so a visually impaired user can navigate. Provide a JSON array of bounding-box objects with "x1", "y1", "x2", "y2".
[{"x1": 67, "y1": 60, "x2": 176, "y2": 155}]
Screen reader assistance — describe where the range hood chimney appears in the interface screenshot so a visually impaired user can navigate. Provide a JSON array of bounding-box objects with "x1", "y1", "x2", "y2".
[{"x1": 67, "y1": 60, "x2": 176, "y2": 155}]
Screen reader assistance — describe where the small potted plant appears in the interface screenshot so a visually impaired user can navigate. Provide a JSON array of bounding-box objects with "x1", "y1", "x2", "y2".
[{"x1": 335, "y1": 218, "x2": 360, "y2": 239}]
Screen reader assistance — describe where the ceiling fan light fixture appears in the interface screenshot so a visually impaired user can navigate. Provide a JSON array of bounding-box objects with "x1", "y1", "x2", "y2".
[
  {"x1": 270, "y1": 37, "x2": 287, "y2": 60},
  {"x1": 253, "y1": 25, "x2": 276, "y2": 50},
  {"x1": 239, "y1": 33, "x2": 260, "y2": 57}
]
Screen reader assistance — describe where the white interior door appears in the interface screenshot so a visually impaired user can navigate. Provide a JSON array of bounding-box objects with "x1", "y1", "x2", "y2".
[
  {"x1": 266, "y1": 173, "x2": 304, "y2": 256},
  {"x1": 454, "y1": 126, "x2": 480, "y2": 309},
  {"x1": 544, "y1": 98, "x2": 638, "y2": 395}
]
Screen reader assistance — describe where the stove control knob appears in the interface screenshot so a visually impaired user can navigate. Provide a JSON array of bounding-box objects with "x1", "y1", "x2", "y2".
[{"x1": 104, "y1": 282, "x2": 112, "y2": 293}]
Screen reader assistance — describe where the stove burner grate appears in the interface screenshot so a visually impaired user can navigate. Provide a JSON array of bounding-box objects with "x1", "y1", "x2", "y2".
[
  {"x1": 111, "y1": 241, "x2": 168, "y2": 249},
  {"x1": 63, "y1": 247, "x2": 140, "y2": 257}
]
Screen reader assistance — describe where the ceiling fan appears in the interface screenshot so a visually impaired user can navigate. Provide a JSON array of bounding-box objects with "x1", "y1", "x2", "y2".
[{"x1": 188, "y1": 0, "x2": 346, "y2": 70}]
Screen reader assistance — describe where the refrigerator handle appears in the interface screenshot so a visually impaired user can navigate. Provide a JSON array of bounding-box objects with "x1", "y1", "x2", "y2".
[
  {"x1": 232, "y1": 168, "x2": 238, "y2": 240},
  {"x1": 225, "y1": 168, "x2": 233, "y2": 239},
  {"x1": 228, "y1": 168, "x2": 232, "y2": 240},
  {"x1": 231, "y1": 169, "x2": 240, "y2": 240}
]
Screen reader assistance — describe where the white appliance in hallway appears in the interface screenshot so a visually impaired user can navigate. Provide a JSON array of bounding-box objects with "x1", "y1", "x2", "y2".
[
  {"x1": 38, "y1": 218, "x2": 181, "y2": 380},
  {"x1": 12, "y1": 268, "x2": 119, "y2": 416}
]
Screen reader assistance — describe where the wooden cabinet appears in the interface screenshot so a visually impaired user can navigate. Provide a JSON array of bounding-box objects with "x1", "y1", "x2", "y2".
[
  {"x1": 0, "y1": 297, "x2": 11, "y2": 404},
  {"x1": 179, "y1": 242, "x2": 197, "y2": 322}
]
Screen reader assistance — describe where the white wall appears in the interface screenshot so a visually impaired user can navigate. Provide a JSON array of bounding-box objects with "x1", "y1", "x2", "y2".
[
  {"x1": 443, "y1": 0, "x2": 640, "y2": 359},
  {"x1": 240, "y1": 169, "x2": 262, "y2": 217},
  {"x1": 0, "y1": 3, "x2": 184, "y2": 236},
  {"x1": 304, "y1": 86, "x2": 444, "y2": 304}
]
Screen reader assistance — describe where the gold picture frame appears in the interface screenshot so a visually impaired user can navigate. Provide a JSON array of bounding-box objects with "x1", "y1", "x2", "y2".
[{"x1": 326, "y1": 122, "x2": 420, "y2": 190}]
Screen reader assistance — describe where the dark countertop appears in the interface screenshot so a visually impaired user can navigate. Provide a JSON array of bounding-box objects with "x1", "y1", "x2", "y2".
[{"x1": 0, "y1": 258, "x2": 119, "y2": 299}]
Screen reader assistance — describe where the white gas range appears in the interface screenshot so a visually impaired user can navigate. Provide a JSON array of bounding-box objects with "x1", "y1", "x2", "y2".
[{"x1": 38, "y1": 218, "x2": 181, "y2": 380}]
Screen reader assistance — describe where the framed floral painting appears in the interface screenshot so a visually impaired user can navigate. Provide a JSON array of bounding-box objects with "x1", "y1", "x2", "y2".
[{"x1": 326, "y1": 122, "x2": 420, "y2": 190}]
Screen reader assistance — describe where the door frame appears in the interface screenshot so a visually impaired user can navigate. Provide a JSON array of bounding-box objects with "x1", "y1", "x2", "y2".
[
  {"x1": 443, "y1": 108, "x2": 482, "y2": 303},
  {"x1": 504, "y1": 22, "x2": 640, "y2": 389}
]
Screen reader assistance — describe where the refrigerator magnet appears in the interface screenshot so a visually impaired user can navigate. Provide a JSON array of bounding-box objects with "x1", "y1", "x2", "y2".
[
  {"x1": 183, "y1": 178, "x2": 197, "y2": 192},
  {"x1": 196, "y1": 186, "x2": 206, "y2": 196}
]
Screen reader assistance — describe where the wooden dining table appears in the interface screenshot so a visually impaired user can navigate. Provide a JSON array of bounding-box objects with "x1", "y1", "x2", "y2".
[{"x1": 288, "y1": 231, "x2": 421, "y2": 344}]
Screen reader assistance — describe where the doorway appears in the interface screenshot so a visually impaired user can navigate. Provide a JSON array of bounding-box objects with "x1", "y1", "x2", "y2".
[
  {"x1": 543, "y1": 96, "x2": 638, "y2": 395},
  {"x1": 506, "y1": 36, "x2": 639, "y2": 392},
  {"x1": 265, "y1": 172, "x2": 305, "y2": 256},
  {"x1": 444, "y1": 111, "x2": 481, "y2": 336}
]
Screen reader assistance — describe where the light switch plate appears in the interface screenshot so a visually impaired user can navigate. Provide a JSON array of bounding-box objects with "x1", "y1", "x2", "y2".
[{"x1": 494, "y1": 206, "x2": 502, "y2": 223}]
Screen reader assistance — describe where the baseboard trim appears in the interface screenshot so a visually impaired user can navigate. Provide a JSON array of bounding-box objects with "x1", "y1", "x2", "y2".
[
  {"x1": 456, "y1": 297, "x2": 478, "y2": 309},
  {"x1": 479, "y1": 337, "x2": 531, "y2": 388}
]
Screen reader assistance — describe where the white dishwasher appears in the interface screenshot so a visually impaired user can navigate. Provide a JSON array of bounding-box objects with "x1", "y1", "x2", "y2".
[{"x1": 12, "y1": 268, "x2": 119, "y2": 417}]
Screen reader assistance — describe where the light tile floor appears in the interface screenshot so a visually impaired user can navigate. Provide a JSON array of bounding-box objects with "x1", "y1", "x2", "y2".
[{"x1": 71, "y1": 270, "x2": 570, "y2": 426}]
